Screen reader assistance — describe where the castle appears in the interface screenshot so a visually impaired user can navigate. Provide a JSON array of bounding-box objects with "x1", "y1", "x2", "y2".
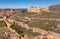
[
  {"x1": 28, "y1": 6, "x2": 41, "y2": 13},
  {"x1": 28, "y1": 6, "x2": 50, "y2": 13}
]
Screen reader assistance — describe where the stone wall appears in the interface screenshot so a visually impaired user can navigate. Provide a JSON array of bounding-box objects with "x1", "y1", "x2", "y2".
[{"x1": 41, "y1": 6, "x2": 50, "y2": 12}]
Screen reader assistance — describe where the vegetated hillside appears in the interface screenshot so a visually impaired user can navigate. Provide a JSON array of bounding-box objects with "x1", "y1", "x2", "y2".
[
  {"x1": 49, "y1": 4, "x2": 60, "y2": 12},
  {"x1": 10, "y1": 11, "x2": 60, "y2": 34},
  {"x1": 0, "y1": 21, "x2": 7, "y2": 28}
]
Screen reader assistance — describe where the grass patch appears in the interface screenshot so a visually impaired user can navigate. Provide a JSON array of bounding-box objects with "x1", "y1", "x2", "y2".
[{"x1": 0, "y1": 21, "x2": 7, "y2": 28}]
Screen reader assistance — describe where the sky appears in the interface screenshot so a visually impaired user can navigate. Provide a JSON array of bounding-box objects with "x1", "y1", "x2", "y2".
[{"x1": 0, "y1": 0, "x2": 60, "y2": 8}]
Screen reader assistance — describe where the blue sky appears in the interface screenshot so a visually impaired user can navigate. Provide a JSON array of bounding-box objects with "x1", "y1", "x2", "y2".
[{"x1": 0, "y1": 0, "x2": 60, "y2": 8}]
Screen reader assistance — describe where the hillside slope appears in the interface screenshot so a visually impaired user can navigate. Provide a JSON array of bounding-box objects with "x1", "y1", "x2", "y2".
[{"x1": 49, "y1": 4, "x2": 60, "y2": 12}]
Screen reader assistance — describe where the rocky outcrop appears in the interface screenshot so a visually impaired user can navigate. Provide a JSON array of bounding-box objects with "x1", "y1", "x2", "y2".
[{"x1": 0, "y1": 27, "x2": 20, "y2": 39}]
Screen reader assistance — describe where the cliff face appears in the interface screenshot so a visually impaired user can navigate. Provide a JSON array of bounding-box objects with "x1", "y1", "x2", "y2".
[{"x1": 49, "y1": 4, "x2": 60, "y2": 12}]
